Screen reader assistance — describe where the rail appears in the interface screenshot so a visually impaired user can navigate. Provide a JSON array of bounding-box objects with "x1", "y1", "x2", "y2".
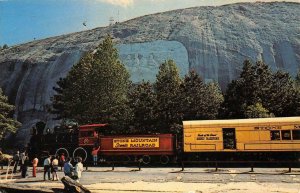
[
  {"x1": 84, "y1": 160, "x2": 143, "y2": 171},
  {"x1": 84, "y1": 160, "x2": 300, "y2": 173},
  {"x1": 180, "y1": 160, "x2": 300, "y2": 172}
]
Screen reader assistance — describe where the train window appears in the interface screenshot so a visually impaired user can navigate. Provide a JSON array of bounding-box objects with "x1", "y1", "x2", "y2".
[
  {"x1": 80, "y1": 131, "x2": 94, "y2": 137},
  {"x1": 281, "y1": 130, "x2": 291, "y2": 140},
  {"x1": 270, "y1": 131, "x2": 280, "y2": 140},
  {"x1": 292, "y1": 130, "x2": 300, "y2": 140}
]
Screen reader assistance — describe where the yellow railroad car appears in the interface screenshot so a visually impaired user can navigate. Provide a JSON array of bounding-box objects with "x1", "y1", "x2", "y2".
[{"x1": 183, "y1": 117, "x2": 300, "y2": 154}]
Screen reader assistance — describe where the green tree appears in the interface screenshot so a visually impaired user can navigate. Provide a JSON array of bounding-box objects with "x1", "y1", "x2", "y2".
[
  {"x1": 267, "y1": 70, "x2": 296, "y2": 116},
  {"x1": 128, "y1": 81, "x2": 157, "y2": 134},
  {"x1": 220, "y1": 80, "x2": 243, "y2": 118},
  {"x1": 244, "y1": 103, "x2": 274, "y2": 118},
  {"x1": 180, "y1": 71, "x2": 223, "y2": 120},
  {"x1": 51, "y1": 52, "x2": 93, "y2": 122},
  {"x1": 88, "y1": 35, "x2": 131, "y2": 130},
  {"x1": 205, "y1": 82, "x2": 224, "y2": 119},
  {"x1": 222, "y1": 60, "x2": 273, "y2": 118},
  {"x1": 0, "y1": 88, "x2": 21, "y2": 141},
  {"x1": 154, "y1": 60, "x2": 182, "y2": 133},
  {"x1": 180, "y1": 70, "x2": 206, "y2": 120},
  {"x1": 51, "y1": 35, "x2": 131, "y2": 131},
  {"x1": 294, "y1": 69, "x2": 300, "y2": 115}
]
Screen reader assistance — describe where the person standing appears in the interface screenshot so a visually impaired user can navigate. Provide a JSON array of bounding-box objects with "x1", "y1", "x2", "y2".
[
  {"x1": 92, "y1": 146, "x2": 100, "y2": 166},
  {"x1": 13, "y1": 151, "x2": 20, "y2": 173},
  {"x1": 59, "y1": 153, "x2": 65, "y2": 171},
  {"x1": 51, "y1": 156, "x2": 59, "y2": 181},
  {"x1": 63, "y1": 158, "x2": 74, "y2": 177},
  {"x1": 21, "y1": 154, "x2": 29, "y2": 178},
  {"x1": 32, "y1": 155, "x2": 39, "y2": 177},
  {"x1": 74, "y1": 157, "x2": 83, "y2": 182},
  {"x1": 43, "y1": 155, "x2": 51, "y2": 180},
  {"x1": 19, "y1": 151, "x2": 26, "y2": 172}
]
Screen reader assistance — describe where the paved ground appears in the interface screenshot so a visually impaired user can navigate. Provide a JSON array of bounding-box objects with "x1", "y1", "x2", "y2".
[{"x1": 1, "y1": 166, "x2": 300, "y2": 192}]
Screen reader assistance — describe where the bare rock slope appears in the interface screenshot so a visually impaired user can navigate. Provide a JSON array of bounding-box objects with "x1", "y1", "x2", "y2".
[{"x1": 0, "y1": 2, "x2": 299, "y2": 144}]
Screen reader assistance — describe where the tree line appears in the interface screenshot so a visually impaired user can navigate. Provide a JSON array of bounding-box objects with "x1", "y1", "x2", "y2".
[
  {"x1": 2, "y1": 34, "x2": 299, "y2": 141},
  {"x1": 50, "y1": 36, "x2": 224, "y2": 134},
  {"x1": 51, "y1": 35, "x2": 300, "y2": 135}
]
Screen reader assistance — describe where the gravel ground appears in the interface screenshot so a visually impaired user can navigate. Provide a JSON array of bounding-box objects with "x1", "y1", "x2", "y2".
[{"x1": 1, "y1": 167, "x2": 300, "y2": 193}]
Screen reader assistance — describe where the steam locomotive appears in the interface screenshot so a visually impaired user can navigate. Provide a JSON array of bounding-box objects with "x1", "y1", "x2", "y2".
[
  {"x1": 29, "y1": 123, "x2": 177, "y2": 164},
  {"x1": 29, "y1": 117, "x2": 300, "y2": 164}
]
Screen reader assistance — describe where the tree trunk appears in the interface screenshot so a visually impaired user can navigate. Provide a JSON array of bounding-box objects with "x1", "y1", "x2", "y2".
[{"x1": 61, "y1": 176, "x2": 91, "y2": 193}]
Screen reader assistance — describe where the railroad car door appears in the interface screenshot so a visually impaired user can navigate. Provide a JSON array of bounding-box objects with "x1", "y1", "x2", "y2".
[{"x1": 222, "y1": 128, "x2": 236, "y2": 149}]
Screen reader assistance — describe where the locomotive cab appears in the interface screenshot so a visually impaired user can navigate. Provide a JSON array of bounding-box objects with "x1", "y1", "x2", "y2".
[
  {"x1": 78, "y1": 124, "x2": 108, "y2": 147},
  {"x1": 71, "y1": 124, "x2": 108, "y2": 162}
]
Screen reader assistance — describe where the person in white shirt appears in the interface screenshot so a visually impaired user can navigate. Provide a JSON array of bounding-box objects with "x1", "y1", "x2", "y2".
[
  {"x1": 43, "y1": 155, "x2": 51, "y2": 180},
  {"x1": 51, "y1": 156, "x2": 59, "y2": 181},
  {"x1": 74, "y1": 157, "x2": 84, "y2": 182}
]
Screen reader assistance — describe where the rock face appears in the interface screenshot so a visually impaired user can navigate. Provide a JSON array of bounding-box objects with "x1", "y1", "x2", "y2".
[
  {"x1": 0, "y1": 2, "x2": 299, "y2": 144},
  {"x1": 117, "y1": 40, "x2": 189, "y2": 82}
]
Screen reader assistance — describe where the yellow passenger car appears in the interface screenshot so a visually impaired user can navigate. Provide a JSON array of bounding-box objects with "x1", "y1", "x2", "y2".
[{"x1": 183, "y1": 117, "x2": 300, "y2": 153}]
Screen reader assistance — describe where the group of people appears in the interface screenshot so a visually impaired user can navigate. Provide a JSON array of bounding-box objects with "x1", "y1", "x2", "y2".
[
  {"x1": 12, "y1": 151, "x2": 84, "y2": 182},
  {"x1": 42, "y1": 155, "x2": 61, "y2": 181},
  {"x1": 12, "y1": 150, "x2": 30, "y2": 178},
  {"x1": 43, "y1": 154, "x2": 84, "y2": 182}
]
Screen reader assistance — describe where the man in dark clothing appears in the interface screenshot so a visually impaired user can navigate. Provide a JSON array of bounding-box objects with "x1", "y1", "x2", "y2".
[
  {"x1": 13, "y1": 151, "x2": 20, "y2": 173},
  {"x1": 21, "y1": 154, "x2": 29, "y2": 178},
  {"x1": 19, "y1": 151, "x2": 26, "y2": 172}
]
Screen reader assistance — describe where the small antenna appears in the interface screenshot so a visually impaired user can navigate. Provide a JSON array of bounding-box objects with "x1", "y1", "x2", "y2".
[{"x1": 117, "y1": 10, "x2": 120, "y2": 23}]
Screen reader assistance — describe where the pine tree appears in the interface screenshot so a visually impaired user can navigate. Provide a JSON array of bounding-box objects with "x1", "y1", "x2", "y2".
[
  {"x1": 295, "y1": 69, "x2": 300, "y2": 89},
  {"x1": 222, "y1": 60, "x2": 273, "y2": 118},
  {"x1": 294, "y1": 69, "x2": 300, "y2": 115},
  {"x1": 180, "y1": 70, "x2": 206, "y2": 120},
  {"x1": 0, "y1": 88, "x2": 21, "y2": 141},
  {"x1": 254, "y1": 61, "x2": 273, "y2": 109},
  {"x1": 51, "y1": 52, "x2": 93, "y2": 122},
  {"x1": 87, "y1": 35, "x2": 131, "y2": 130},
  {"x1": 154, "y1": 60, "x2": 182, "y2": 133},
  {"x1": 221, "y1": 79, "x2": 244, "y2": 118},
  {"x1": 180, "y1": 71, "x2": 223, "y2": 120},
  {"x1": 267, "y1": 70, "x2": 296, "y2": 116},
  {"x1": 51, "y1": 35, "x2": 131, "y2": 131},
  {"x1": 205, "y1": 82, "x2": 224, "y2": 119},
  {"x1": 128, "y1": 81, "x2": 157, "y2": 134}
]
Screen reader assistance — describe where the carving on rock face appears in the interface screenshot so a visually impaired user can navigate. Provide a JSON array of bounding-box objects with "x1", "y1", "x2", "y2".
[{"x1": 117, "y1": 40, "x2": 189, "y2": 83}]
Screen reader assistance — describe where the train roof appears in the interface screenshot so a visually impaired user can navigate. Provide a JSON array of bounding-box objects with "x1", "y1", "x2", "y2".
[
  {"x1": 79, "y1": 124, "x2": 108, "y2": 128},
  {"x1": 183, "y1": 117, "x2": 300, "y2": 128}
]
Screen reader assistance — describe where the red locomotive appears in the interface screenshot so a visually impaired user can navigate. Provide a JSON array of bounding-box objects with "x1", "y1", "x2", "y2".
[{"x1": 29, "y1": 123, "x2": 177, "y2": 164}]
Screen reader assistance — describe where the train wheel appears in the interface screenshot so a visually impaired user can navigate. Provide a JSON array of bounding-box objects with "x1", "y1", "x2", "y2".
[
  {"x1": 73, "y1": 147, "x2": 87, "y2": 162},
  {"x1": 55, "y1": 148, "x2": 69, "y2": 158},
  {"x1": 160, "y1": 155, "x2": 169, "y2": 165},
  {"x1": 142, "y1": 155, "x2": 151, "y2": 165}
]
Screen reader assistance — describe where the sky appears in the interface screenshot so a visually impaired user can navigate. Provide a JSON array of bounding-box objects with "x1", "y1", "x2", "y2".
[{"x1": 0, "y1": 0, "x2": 299, "y2": 46}]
